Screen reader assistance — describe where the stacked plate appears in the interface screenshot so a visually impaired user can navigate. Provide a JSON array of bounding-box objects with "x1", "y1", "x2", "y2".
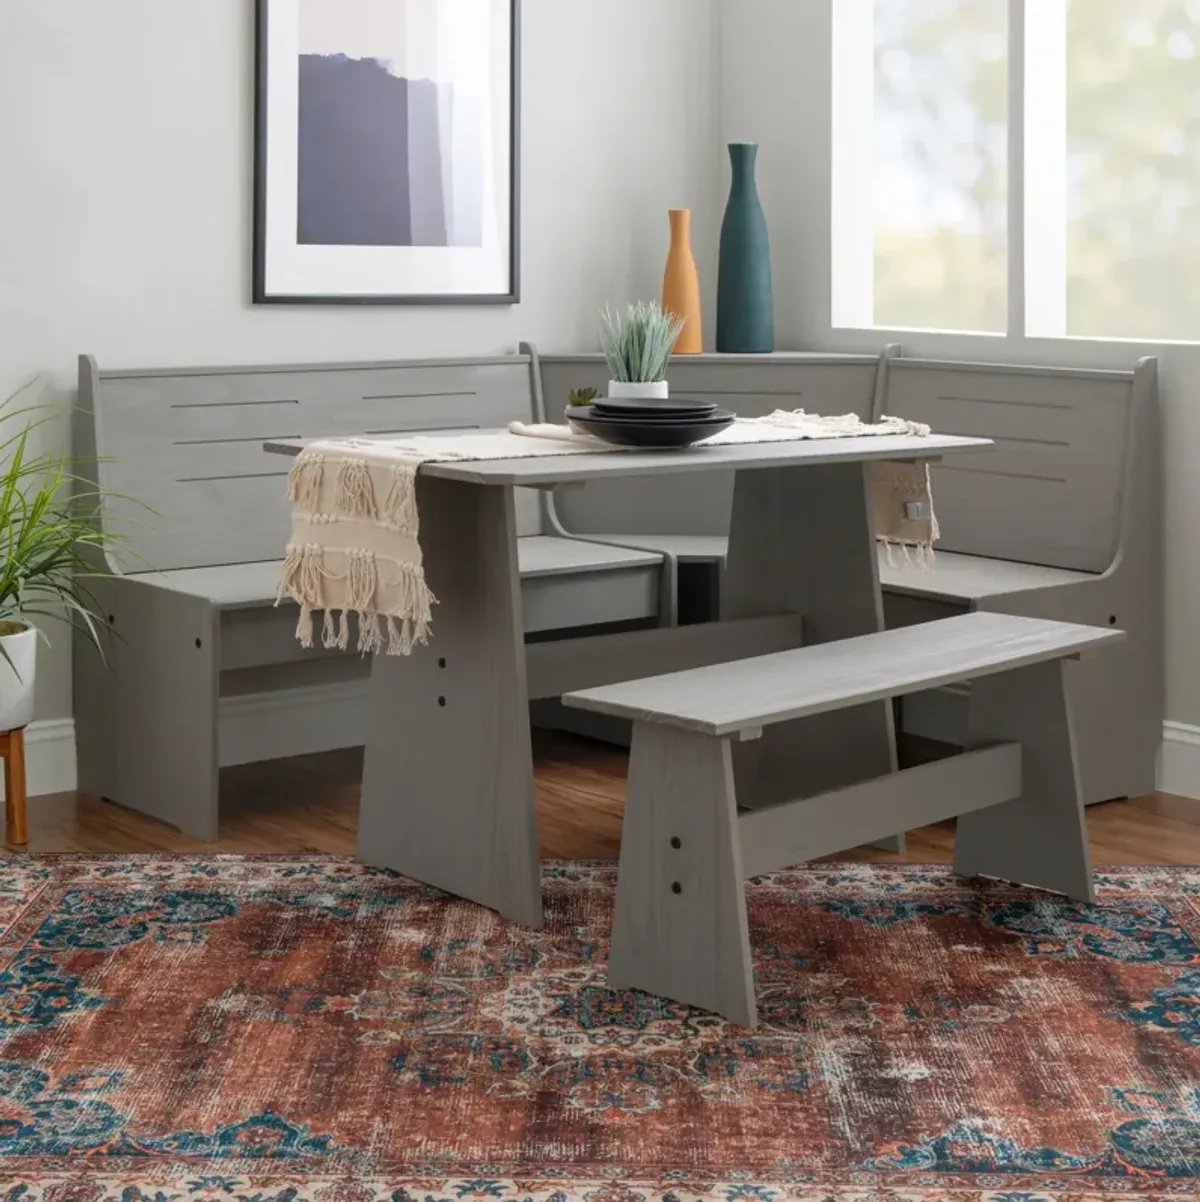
[{"x1": 566, "y1": 396, "x2": 735, "y2": 449}]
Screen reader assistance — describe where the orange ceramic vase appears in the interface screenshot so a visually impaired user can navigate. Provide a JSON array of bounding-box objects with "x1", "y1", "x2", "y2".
[{"x1": 662, "y1": 209, "x2": 703, "y2": 354}]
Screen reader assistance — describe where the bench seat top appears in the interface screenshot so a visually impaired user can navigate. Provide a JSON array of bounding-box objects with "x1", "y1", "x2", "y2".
[
  {"x1": 549, "y1": 532, "x2": 1095, "y2": 604},
  {"x1": 124, "y1": 537, "x2": 665, "y2": 610},
  {"x1": 564, "y1": 612, "x2": 1123, "y2": 737},
  {"x1": 577, "y1": 533, "x2": 733, "y2": 564},
  {"x1": 879, "y1": 550, "x2": 1094, "y2": 603}
]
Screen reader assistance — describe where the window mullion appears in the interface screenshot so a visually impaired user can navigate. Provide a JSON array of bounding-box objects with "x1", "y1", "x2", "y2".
[
  {"x1": 1007, "y1": 0, "x2": 1027, "y2": 339},
  {"x1": 1022, "y1": 0, "x2": 1069, "y2": 339}
]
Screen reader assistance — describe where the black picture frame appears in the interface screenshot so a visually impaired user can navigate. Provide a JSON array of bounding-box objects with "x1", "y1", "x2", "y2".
[{"x1": 252, "y1": 0, "x2": 521, "y2": 306}]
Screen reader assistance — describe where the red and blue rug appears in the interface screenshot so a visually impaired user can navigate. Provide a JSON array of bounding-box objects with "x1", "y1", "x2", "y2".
[{"x1": 0, "y1": 855, "x2": 1197, "y2": 1200}]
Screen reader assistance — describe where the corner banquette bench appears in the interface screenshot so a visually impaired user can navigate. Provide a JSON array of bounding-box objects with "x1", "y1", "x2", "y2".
[
  {"x1": 541, "y1": 351, "x2": 1163, "y2": 807},
  {"x1": 73, "y1": 345, "x2": 673, "y2": 840},
  {"x1": 74, "y1": 346, "x2": 851, "y2": 840}
]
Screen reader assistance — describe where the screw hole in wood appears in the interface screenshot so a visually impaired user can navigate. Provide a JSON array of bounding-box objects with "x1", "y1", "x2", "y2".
[
  {"x1": 670, "y1": 837, "x2": 682, "y2": 849},
  {"x1": 438, "y1": 658, "x2": 447, "y2": 669},
  {"x1": 438, "y1": 697, "x2": 447, "y2": 708},
  {"x1": 1109, "y1": 615, "x2": 1117, "y2": 626},
  {"x1": 671, "y1": 882, "x2": 682, "y2": 894},
  {"x1": 194, "y1": 638, "x2": 202, "y2": 649}
]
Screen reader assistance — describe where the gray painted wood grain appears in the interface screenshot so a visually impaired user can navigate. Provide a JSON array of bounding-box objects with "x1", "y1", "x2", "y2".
[
  {"x1": 575, "y1": 534, "x2": 731, "y2": 564},
  {"x1": 108, "y1": 580, "x2": 221, "y2": 840},
  {"x1": 540, "y1": 353, "x2": 884, "y2": 540},
  {"x1": 86, "y1": 354, "x2": 543, "y2": 572},
  {"x1": 879, "y1": 549, "x2": 1092, "y2": 603},
  {"x1": 954, "y1": 659, "x2": 1095, "y2": 902},
  {"x1": 263, "y1": 432, "x2": 992, "y2": 485},
  {"x1": 738, "y1": 743, "x2": 1022, "y2": 877},
  {"x1": 564, "y1": 612, "x2": 1125, "y2": 736},
  {"x1": 356, "y1": 474, "x2": 544, "y2": 927},
  {"x1": 407, "y1": 434, "x2": 991, "y2": 486},
  {"x1": 608, "y1": 725, "x2": 757, "y2": 1028},
  {"x1": 719, "y1": 463, "x2": 899, "y2": 817},
  {"x1": 525, "y1": 614, "x2": 806, "y2": 701},
  {"x1": 884, "y1": 359, "x2": 1135, "y2": 573}
]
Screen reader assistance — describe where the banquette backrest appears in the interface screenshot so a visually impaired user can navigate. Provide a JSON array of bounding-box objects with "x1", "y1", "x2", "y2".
[
  {"x1": 538, "y1": 351, "x2": 891, "y2": 536},
  {"x1": 78, "y1": 350, "x2": 546, "y2": 574},
  {"x1": 881, "y1": 358, "x2": 1148, "y2": 574}
]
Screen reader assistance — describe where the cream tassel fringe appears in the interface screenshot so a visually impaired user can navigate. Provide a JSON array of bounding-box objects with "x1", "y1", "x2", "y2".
[
  {"x1": 278, "y1": 544, "x2": 436, "y2": 658},
  {"x1": 384, "y1": 464, "x2": 420, "y2": 533},
  {"x1": 336, "y1": 458, "x2": 377, "y2": 519},
  {"x1": 286, "y1": 454, "x2": 324, "y2": 512}
]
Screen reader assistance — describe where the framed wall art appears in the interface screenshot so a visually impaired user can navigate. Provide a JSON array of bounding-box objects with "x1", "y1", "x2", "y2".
[{"x1": 254, "y1": 0, "x2": 520, "y2": 305}]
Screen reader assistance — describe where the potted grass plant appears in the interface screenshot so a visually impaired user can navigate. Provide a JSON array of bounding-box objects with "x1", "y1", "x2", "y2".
[
  {"x1": 600, "y1": 301, "x2": 685, "y2": 400},
  {"x1": 0, "y1": 385, "x2": 129, "y2": 730}
]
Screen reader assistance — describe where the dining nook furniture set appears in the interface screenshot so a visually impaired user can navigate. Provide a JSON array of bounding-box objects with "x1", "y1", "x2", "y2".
[{"x1": 72, "y1": 344, "x2": 1159, "y2": 1025}]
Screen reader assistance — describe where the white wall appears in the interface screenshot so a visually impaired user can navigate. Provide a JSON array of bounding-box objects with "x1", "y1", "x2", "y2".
[
  {"x1": 0, "y1": 0, "x2": 721, "y2": 726},
  {"x1": 721, "y1": 0, "x2": 1200, "y2": 736}
]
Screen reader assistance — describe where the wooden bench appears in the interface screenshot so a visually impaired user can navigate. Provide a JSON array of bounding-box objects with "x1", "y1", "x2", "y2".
[
  {"x1": 538, "y1": 348, "x2": 899, "y2": 622},
  {"x1": 881, "y1": 357, "x2": 1161, "y2": 807},
  {"x1": 564, "y1": 611, "x2": 1124, "y2": 1027},
  {"x1": 548, "y1": 350, "x2": 1162, "y2": 808},
  {"x1": 73, "y1": 345, "x2": 668, "y2": 841}
]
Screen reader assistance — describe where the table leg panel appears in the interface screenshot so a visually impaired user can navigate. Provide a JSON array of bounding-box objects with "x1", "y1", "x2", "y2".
[
  {"x1": 358, "y1": 476, "x2": 543, "y2": 928},
  {"x1": 722, "y1": 463, "x2": 899, "y2": 830}
]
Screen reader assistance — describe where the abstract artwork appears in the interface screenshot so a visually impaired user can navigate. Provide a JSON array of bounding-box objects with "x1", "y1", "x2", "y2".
[{"x1": 254, "y1": 0, "x2": 519, "y2": 304}]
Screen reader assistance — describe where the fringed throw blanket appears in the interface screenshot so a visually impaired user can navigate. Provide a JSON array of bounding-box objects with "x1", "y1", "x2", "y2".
[{"x1": 278, "y1": 413, "x2": 938, "y2": 655}]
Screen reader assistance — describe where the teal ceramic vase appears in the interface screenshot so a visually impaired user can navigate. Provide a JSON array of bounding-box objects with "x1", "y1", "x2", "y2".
[{"x1": 716, "y1": 143, "x2": 775, "y2": 353}]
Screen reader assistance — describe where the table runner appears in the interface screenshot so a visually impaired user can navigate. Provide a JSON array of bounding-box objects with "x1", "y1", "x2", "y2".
[{"x1": 278, "y1": 413, "x2": 939, "y2": 655}]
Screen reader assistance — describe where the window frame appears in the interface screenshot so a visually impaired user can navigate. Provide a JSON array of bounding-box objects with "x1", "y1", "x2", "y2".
[{"x1": 832, "y1": 0, "x2": 1200, "y2": 346}]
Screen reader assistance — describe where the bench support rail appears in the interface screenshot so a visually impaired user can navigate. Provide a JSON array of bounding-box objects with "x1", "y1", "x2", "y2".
[
  {"x1": 955, "y1": 659, "x2": 1095, "y2": 903},
  {"x1": 609, "y1": 727, "x2": 757, "y2": 1028},
  {"x1": 738, "y1": 742, "x2": 1022, "y2": 879}
]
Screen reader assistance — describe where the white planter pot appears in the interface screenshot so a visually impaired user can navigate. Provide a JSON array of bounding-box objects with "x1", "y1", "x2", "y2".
[
  {"x1": 607, "y1": 379, "x2": 669, "y2": 400},
  {"x1": 0, "y1": 625, "x2": 37, "y2": 731}
]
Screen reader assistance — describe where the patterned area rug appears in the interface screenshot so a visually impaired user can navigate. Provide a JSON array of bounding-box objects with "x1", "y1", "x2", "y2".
[{"x1": 0, "y1": 856, "x2": 1198, "y2": 1200}]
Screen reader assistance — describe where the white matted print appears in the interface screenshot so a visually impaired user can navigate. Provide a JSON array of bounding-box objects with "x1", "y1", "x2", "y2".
[{"x1": 254, "y1": 0, "x2": 519, "y2": 304}]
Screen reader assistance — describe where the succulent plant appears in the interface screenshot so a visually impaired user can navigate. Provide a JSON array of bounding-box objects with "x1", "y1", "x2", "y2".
[{"x1": 568, "y1": 387, "x2": 599, "y2": 407}]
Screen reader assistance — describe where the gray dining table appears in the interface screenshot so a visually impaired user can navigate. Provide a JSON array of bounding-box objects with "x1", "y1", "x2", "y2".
[{"x1": 265, "y1": 431, "x2": 992, "y2": 927}]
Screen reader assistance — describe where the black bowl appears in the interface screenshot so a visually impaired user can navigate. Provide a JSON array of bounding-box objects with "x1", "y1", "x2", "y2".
[{"x1": 568, "y1": 409, "x2": 734, "y2": 449}]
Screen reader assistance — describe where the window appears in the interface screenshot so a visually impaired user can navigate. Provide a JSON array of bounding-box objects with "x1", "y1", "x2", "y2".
[
  {"x1": 833, "y1": 0, "x2": 1200, "y2": 341},
  {"x1": 874, "y1": 0, "x2": 1008, "y2": 333},
  {"x1": 1064, "y1": 0, "x2": 1200, "y2": 340}
]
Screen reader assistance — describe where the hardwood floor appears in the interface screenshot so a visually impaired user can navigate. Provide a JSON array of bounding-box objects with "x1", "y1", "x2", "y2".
[{"x1": 5, "y1": 730, "x2": 1195, "y2": 864}]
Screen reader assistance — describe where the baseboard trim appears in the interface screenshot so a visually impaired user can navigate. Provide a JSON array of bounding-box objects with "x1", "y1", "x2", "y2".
[
  {"x1": 19, "y1": 702, "x2": 1200, "y2": 804},
  {"x1": 1158, "y1": 721, "x2": 1200, "y2": 799}
]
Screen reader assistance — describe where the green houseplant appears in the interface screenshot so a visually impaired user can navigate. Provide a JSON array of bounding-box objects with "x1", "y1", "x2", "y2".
[
  {"x1": 599, "y1": 301, "x2": 684, "y2": 400},
  {"x1": 0, "y1": 385, "x2": 131, "y2": 729}
]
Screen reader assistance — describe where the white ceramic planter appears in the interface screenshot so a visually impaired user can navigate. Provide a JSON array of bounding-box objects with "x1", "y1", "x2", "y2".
[
  {"x1": 0, "y1": 625, "x2": 37, "y2": 731},
  {"x1": 607, "y1": 380, "x2": 669, "y2": 400}
]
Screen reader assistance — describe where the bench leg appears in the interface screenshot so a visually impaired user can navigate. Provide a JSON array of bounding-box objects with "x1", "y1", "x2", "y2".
[
  {"x1": 358, "y1": 477, "x2": 543, "y2": 929},
  {"x1": 609, "y1": 725, "x2": 757, "y2": 1027},
  {"x1": 106, "y1": 583, "x2": 221, "y2": 841},
  {"x1": 955, "y1": 659, "x2": 1094, "y2": 903}
]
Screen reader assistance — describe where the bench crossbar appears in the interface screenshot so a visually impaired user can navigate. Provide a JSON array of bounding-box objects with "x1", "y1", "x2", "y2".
[{"x1": 739, "y1": 743, "x2": 1021, "y2": 878}]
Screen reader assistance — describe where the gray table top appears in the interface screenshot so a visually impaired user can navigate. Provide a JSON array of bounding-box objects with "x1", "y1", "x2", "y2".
[{"x1": 263, "y1": 431, "x2": 993, "y2": 486}]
